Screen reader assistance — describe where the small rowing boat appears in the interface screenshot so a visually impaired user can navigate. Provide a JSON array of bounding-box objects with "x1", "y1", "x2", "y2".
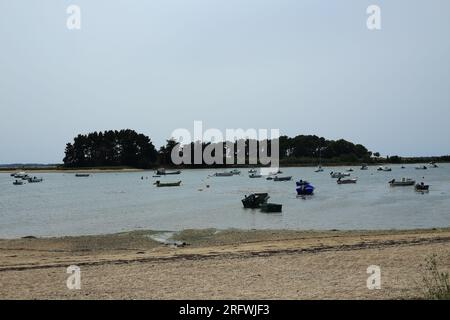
[
  {"x1": 154, "y1": 180, "x2": 181, "y2": 187},
  {"x1": 214, "y1": 172, "x2": 233, "y2": 177},
  {"x1": 389, "y1": 178, "x2": 415, "y2": 186},
  {"x1": 415, "y1": 183, "x2": 430, "y2": 192},
  {"x1": 337, "y1": 178, "x2": 357, "y2": 184}
]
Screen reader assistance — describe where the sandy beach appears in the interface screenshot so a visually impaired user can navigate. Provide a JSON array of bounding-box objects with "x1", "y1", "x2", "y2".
[{"x1": 1, "y1": 228, "x2": 450, "y2": 299}]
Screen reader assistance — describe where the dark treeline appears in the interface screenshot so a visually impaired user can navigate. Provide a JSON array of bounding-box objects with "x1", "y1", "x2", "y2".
[
  {"x1": 63, "y1": 130, "x2": 158, "y2": 168},
  {"x1": 63, "y1": 131, "x2": 379, "y2": 168}
]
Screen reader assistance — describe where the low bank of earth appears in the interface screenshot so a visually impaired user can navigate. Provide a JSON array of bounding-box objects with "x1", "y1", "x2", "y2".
[{"x1": 1, "y1": 228, "x2": 450, "y2": 299}]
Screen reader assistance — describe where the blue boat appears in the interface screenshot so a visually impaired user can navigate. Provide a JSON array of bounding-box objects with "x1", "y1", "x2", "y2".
[{"x1": 296, "y1": 180, "x2": 315, "y2": 196}]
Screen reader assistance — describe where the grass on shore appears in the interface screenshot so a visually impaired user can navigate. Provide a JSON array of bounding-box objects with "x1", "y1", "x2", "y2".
[{"x1": 421, "y1": 254, "x2": 450, "y2": 300}]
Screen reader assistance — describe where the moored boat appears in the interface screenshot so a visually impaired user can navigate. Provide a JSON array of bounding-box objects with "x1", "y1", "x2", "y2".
[
  {"x1": 389, "y1": 178, "x2": 415, "y2": 186},
  {"x1": 156, "y1": 168, "x2": 181, "y2": 175},
  {"x1": 415, "y1": 182, "x2": 430, "y2": 192},
  {"x1": 330, "y1": 172, "x2": 350, "y2": 178},
  {"x1": 296, "y1": 180, "x2": 315, "y2": 196},
  {"x1": 337, "y1": 178, "x2": 357, "y2": 184},
  {"x1": 249, "y1": 173, "x2": 262, "y2": 178},
  {"x1": 248, "y1": 168, "x2": 257, "y2": 173},
  {"x1": 415, "y1": 165, "x2": 427, "y2": 170},
  {"x1": 154, "y1": 180, "x2": 181, "y2": 187},
  {"x1": 273, "y1": 176, "x2": 292, "y2": 182},
  {"x1": 360, "y1": 164, "x2": 369, "y2": 170},
  {"x1": 229, "y1": 169, "x2": 241, "y2": 175},
  {"x1": 242, "y1": 193, "x2": 269, "y2": 209},
  {"x1": 27, "y1": 177, "x2": 43, "y2": 183},
  {"x1": 13, "y1": 180, "x2": 24, "y2": 185},
  {"x1": 75, "y1": 173, "x2": 90, "y2": 177},
  {"x1": 214, "y1": 172, "x2": 233, "y2": 177},
  {"x1": 315, "y1": 166, "x2": 324, "y2": 172},
  {"x1": 377, "y1": 166, "x2": 392, "y2": 172},
  {"x1": 13, "y1": 172, "x2": 27, "y2": 178}
]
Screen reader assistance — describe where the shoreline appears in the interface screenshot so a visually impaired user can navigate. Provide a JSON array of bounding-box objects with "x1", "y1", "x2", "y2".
[
  {"x1": 1, "y1": 227, "x2": 450, "y2": 299},
  {"x1": 0, "y1": 161, "x2": 448, "y2": 174}
]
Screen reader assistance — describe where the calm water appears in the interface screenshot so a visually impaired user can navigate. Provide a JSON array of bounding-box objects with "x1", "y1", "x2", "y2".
[{"x1": 1, "y1": 165, "x2": 449, "y2": 238}]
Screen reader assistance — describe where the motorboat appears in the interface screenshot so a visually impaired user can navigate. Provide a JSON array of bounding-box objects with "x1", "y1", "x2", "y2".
[
  {"x1": 12, "y1": 172, "x2": 27, "y2": 178},
  {"x1": 377, "y1": 166, "x2": 392, "y2": 172},
  {"x1": 27, "y1": 177, "x2": 43, "y2": 183},
  {"x1": 242, "y1": 193, "x2": 269, "y2": 209},
  {"x1": 360, "y1": 164, "x2": 369, "y2": 170},
  {"x1": 154, "y1": 180, "x2": 181, "y2": 187},
  {"x1": 337, "y1": 178, "x2": 357, "y2": 184},
  {"x1": 248, "y1": 168, "x2": 257, "y2": 173},
  {"x1": 13, "y1": 180, "x2": 24, "y2": 185},
  {"x1": 346, "y1": 168, "x2": 354, "y2": 172},
  {"x1": 330, "y1": 172, "x2": 350, "y2": 179},
  {"x1": 415, "y1": 166, "x2": 427, "y2": 170},
  {"x1": 315, "y1": 166, "x2": 324, "y2": 173},
  {"x1": 389, "y1": 178, "x2": 415, "y2": 186},
  {"x1": 296, "y1": 180, "x2": 315, "y2": 196},
  {"x1": 229, "y1": 169, "x2": 241, "y2": 175}
]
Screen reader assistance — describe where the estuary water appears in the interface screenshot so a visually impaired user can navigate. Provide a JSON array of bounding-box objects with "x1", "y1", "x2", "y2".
[{"x1": 0, "y1": 165, "x2": 449, "y2": 238}]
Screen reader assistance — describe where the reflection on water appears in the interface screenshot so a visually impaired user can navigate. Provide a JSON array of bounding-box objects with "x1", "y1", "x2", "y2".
[{"x1": 0, "y1": 164, "x2": 449, "y2": 238}]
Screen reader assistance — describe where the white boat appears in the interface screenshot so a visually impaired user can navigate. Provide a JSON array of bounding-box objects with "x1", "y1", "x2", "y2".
[
  {"x1": 315, "y1": 166, "x2": 324, "y2": 172},
  {"x1": 415, "y1": 165, "x2": 427, "y2": 170},
  {"x1": 13, "y1": 171, "x2": 27, "y2": 178},
  {"x1": 377, "y1": 166, "x2": 392, "y2": 172},
  {"x1": 330, "y1": 172, "x2": 350, "y2": 178},
  {"x1": 229, "y1": 169, "x2": 241, "y2": 175},
  {"x1": 248, "y1": 168, "x2": 257, "y2": 173},
  {"x1": 249, "y1": 173, "x2": 262, "y2": 178},
  {"x1": 389, "y1": 178, "x2": 415, "y2": 186},
  {"x1": 429, "y1": 162, "x2": 438, "y2": 168},
  {"x1": 360, "y1": 164, "x2": 369, "y2": 170},
  {"x1": 13, "y1": 180, "x2": 24, "y2": 185}
]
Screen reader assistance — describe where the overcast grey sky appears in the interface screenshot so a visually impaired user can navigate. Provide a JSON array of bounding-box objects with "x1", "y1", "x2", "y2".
[{"x1": 0, "y1": 0, "x2": 449, "y2": 163}]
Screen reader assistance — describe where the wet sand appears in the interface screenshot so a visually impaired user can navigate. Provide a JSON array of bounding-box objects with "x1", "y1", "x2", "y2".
[{"x1": 1, "y1": 228, "x2": 450, "y2": 299}]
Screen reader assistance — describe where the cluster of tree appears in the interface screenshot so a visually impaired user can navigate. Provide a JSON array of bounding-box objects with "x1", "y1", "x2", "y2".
[
  {"x1": 63, "y1": 130, "x2": 158, "y2": 168},
  {"x1": 278, "y1": 135, "x2": 371, "y2": 163},
  {"x1": 157, "y1": 135, "x2": 372, "y2": 167},
  {"x1": 63, "y1": 131, "x2": 374, "y2": 168}
]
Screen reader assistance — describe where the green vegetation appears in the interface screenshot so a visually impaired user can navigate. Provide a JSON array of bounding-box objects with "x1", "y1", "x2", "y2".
[
  {"x1": 63, "y1": 129, "x2": 158, "y2": 169},
  {"x1": 60, "y1": 130, "x2": 450, "y2": 169},
  {"x1": 421, "y1": 254, "x2": 450, "y2": 300}
]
